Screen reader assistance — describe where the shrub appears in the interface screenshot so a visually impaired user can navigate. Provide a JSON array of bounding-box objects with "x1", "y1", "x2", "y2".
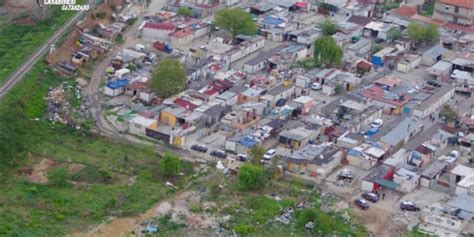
[
  {"x1": 48, "y1": 168, "x2": 70, "y2": 187},
  {"x1": 237, "y1": 164, "x2": 265, "y2": 191},
  {"x1": 159, "y1": 153, "x2": 181, "y2": 177},
  {"x1": 233, "y1": 224, "x2": 256, "y2": 234}
]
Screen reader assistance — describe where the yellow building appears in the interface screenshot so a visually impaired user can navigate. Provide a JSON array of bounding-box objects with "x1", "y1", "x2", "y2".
[{"x1": 160, "y1": 106, "x2": 185, "y2": 127}]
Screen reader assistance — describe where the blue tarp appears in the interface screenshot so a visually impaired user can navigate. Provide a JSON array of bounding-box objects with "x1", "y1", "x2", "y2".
[
  {"x1": 411, "y1": 151, "x2": 422, "y2": 161},
  {"x1": 348, "y1": 149, "x2": 362, "y2": 157},
  {"x1": 107, "y1": 79, "x2": 129, "y2": 89},
  {"x1": 371, "y1": 55, "x2": 383, "y2": 67},
  {"x1": 262, "y1": 16, "x2": 284, "y2": 26},
  {"x1": 239, "y1": 135, "x2": 258, "y2": 149}
]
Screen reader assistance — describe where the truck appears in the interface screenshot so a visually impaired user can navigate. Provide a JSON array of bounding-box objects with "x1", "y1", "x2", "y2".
[{"x1": 153, "y1": 41, "x2": 172, "y2": 53}]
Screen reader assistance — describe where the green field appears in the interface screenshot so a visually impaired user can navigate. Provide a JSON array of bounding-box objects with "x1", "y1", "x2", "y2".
[
  {"x1": 0, "y1": 61, "x2": 196, "y2": 236},
  {"x1": 0, "y1": 5, "x2": 75, "y2": 84}
]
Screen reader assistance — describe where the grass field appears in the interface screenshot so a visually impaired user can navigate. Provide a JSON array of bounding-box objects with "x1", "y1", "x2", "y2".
[
  {"x1": 0, "y1": 60, "x2": 196, "y2": 236},
  {"x1": 0, "y1": 5, "x2": 75, "y2": 84}
]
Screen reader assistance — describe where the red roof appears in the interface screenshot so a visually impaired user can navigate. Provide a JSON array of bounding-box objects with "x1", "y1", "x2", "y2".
[
  {"x1": 140, "y1": 111, "x2": 157, "y2": 119},
  {"x1": 143, "y1": 22, "x2": 176, "y2": 31},
  {"x1": 391, "y1": 5, "x2": 417, "y2": 18},
  {"x1": 437, "y1": 0, "x2": 474, "y2": 9},
  {"x1": 295, "y1": 2, "x2": 308, "y2": 8},
  {"x1": 411, "y1": 14, "x2": 446, "y2": 26},
  {"x1": 127, "y1": 81, "x2": 146, "y2": 90},
  {"x1": 457, "y1": 51, "x2": 474, "y2": 61},
  {"x1": 356, "y1": 60, "x2": 372, "y2": 70},
  {"x1": 173, "y1": 98, "x2": 198, "y2": 110},
  {"x1": 204, "y1": 88, "x2": 220, "y2": 96},
  {"x1": 361, "y1": 85, "x2": 410, "y2": 107},
  {"x1": 445, "y1": 22, "x2": 474, "y2": 33},
  {"x1": 415, "y1": 145, "x2": 433, "y2": 155},
  {"x1": 170, "y1": 29, "x2": 193, "y2": 38}
]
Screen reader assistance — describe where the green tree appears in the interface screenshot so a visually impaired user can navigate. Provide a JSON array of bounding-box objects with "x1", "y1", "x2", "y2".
[
  {"x1": 237, "y1": 163, "x2": 265, "y2": 191},
  {"x1": 268, "y1": 155, "x2": 281, "y2": 180},
  {"x1": 249, "y1": 145, "x2": 265, "y2": 165},
  {"x1": 387, "y1": 26, "x2": 401, "y2": 42},
  {"x1": 335, "y1": 83, "x2": 344, "y2": 95},
  {"x1": 408, "y1": 23, "x2": 439, "y2": 44},
  {"x1": 159, "y1": 153, "x2": 181, "y2": 177},
  {"x1": 313, "y1": 36, "x2": 343, "y2": 67},
  {"x1": 214, "y1": 8, "x2": 256, "y2": 39},
  {"x1": 177, "y1": 7, "x2": 192, "y2": 17},
  {"x1": 424, "y1": 24, "x2": 440, "y2": 42},
  {"x1": 440, "y1": 104, "x2": 458, "y2": 124},
  {"x1": 48, "y1": 168, "x2": 70, "y2": 187},
  {"x1": 149, "y1": 59, "x2": 186, "y2": 98},
  {"x1": 319, "y1": 20, "x2": 338, "y2": 36},
  {"x1": 407, "y1": 22, "x2": 424, "y2": 42}
]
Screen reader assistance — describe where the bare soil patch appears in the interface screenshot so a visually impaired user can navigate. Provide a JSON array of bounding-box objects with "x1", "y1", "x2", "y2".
[{"x1": 24, "y1": 158, "x2": 56, "y2": 184}]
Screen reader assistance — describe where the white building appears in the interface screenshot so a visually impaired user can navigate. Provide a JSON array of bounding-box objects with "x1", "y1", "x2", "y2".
[
  {"x1": 128, "y1": 115, "x2": 157, "y2": 136},
  {"x1": 139, "y1": 22, "x2": 175, "y2": 42}
]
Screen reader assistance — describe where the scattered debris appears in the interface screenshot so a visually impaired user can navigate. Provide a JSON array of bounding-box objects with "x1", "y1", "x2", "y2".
[
  {"x1": 45, "y1": 84, "x2": 88, "y2": 129},
  {"x1": 165, "y1": 181, "x2": 175, "y2": 188}
]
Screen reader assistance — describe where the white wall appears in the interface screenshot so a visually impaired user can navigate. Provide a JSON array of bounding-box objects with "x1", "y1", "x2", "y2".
[
  {"x1": 141, "y1": 28, "x2": 172, "y2": 42},
  {"x1": 245, "y1": 61, "x2": 266, "y2": 74},
  {"x1": 128, "y1": 122, "x2": 146, "y2": 136},
  {"x1": 361, "y1": 180, "x2": 374, "y2": 192},
  {"x1": 104, "y1": 86, "x2": 124, "y2": 97}
]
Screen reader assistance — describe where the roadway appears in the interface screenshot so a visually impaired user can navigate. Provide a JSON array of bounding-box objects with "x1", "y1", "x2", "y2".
[{"x1": 0, "y1": 0, "x2": 95, "y2": 99}]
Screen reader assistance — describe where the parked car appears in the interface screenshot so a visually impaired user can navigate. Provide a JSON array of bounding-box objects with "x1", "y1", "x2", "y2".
[
  {"x1": 361, "y1": 192, "x2": 379, "y2": 203},
  {"x1": 400, "y1": 201, "x2": 420, "y2": 211},
  {"x1": 237, "y1": 154, "x2": 248, "y2": 162},
  {"x1": 370, "y1": 119, "x2": 384, "y2": 128},
  {"x1": 354, "y1": 199, "x2": 369, "y2": 210},
  {"x1": 311, "y1": 82, "x2": 322, "y2": 90},
  {"x1": 191, "y1": 144, "x2": 207, "y2": 153},
  {"x1": 427, "y1": 79, "x2": 441, "y2": 87},
  {"x1": 263, "y1": 149, "x2": 277, "y2": 160},
  {"x1": 275, "y1": 98, "x2": 287, "y2": 107},
  {"x1": 449, "y1": 150, "x2": 459, "y2": 159},
  {"x1": 210, "y1": 150, "x2": 226, "y2": 159}
]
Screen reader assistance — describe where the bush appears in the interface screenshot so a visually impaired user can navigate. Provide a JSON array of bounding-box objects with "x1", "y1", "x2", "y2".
[
  {"x1": 115, "y1": 33, "x2": 124, "y2": 44},
  {"x1": 247, "y1": 197, "x2": 281, "y2": 223},
  {"x1": 237, "y1": 164, "x2": 265, "y2": 191},
  {"x1": 319, "y1": 20, "x2": 338, "y2": 36},
  {"x1": 48, "y1": 168, "x2": 70, "y2": 187},
  {"x1": 249, "y1": 145, "x2": 265, "y2": 165},
  {"x1": 159, "y1": 153, "x2": 181, "y2": 177},
  {"x1": 233, "y1": 224, "x2": 255, "y2": 234},
  {"x1": 126, "y1": 18, "x2": 137, "y2": 26},
  {"x1": 177, "y1": 7, "x2": 193, "y2": 17}
]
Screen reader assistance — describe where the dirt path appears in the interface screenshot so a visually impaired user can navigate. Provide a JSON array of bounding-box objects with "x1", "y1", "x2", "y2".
[
  {"x1": 72, "y1": 170, "x2": 219, "y2": 237},
  {"x1": 26, "y1": 158, "x2": 55, "y2": 184}
]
